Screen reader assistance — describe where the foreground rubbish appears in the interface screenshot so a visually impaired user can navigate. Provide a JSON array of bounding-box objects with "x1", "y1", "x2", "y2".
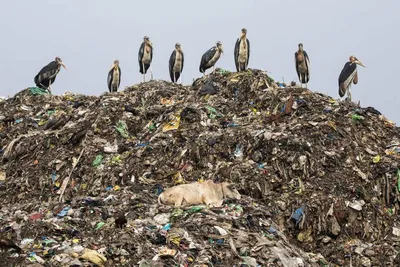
[{"x1": 0, "y1": 68, "x2": 399, "y2": 266}]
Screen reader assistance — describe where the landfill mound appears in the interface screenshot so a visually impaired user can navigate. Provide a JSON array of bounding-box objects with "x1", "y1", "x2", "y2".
[{"x1": 0, "y1": 68, "x2": 400, "y2": 266}]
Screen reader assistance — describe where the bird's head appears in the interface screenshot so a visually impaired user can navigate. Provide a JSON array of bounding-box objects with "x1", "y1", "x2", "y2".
[
  {"x1": 175, "y1": 43, "x2": 182, "y2": 52},
  {"x1": 55, "y1": 57, "x2": 67, "y2": 70},
  {"x1": 241, "y1": 28, "x2": 247, "y2": 38},
  {"x1": 350, "y1": 55, "x2": 366, "y2": 68},
  {"x1": 110, "y1": 59, "x2": 119, "y2": 71},
  {"x1": 144, "y1": 36, "x2": 153, "y2": 47},
  {"x1": 216, "y1": 41, "x2": 223, "y2": 53},
  {"x1": 298, "y1": 43, "x2": 303, "y2": 51}
]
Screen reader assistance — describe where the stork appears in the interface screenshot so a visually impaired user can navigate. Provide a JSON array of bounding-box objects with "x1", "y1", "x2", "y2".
[
  {"x1": 169, "y1": 43, "x2": 184, "y2": 83},
  {"x1": 107, "y1": 59, "x2": 121, "y2": 92},
  {"x1": 295, "y1": 43, "x2": 310, "y2": 88},
  {"x1": 34, "y1": 57, "x2": 67, "y2": 93},
  {"x1": 234, "y1": 28, "x2": 250, "y2": 72},
  {"x1": 338, "y1": 55, "x2": 366, "y2": 101},
  {"x1": 138, "y1": 36, "x2": 153, "y2": 82},
  {"x1": 199, "y1": 41, "x2": 223, "y2": 76}
]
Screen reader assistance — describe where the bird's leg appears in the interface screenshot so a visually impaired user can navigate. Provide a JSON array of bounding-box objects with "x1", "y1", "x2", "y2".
[
  {"x1": 142, "y1": 63, "x2": 145, "y2": 82},
  {"x1": 179, "y1": 73, "x2": 182, "y2": 84},
  {"x1": 348, "y1": 87, "x2": 352, "y2": 102},
  {"x1": 174, "y1": 73, "x2": 176, "y2": 83},
  {"x1": 306, "y1": 83, "x2": 308, "y2": 89},
  {"x1": 150, "y1": 65, "x2": 153, "y2": 80}
]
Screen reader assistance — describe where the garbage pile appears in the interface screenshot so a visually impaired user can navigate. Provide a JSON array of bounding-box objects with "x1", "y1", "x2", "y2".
[{"x1": 1, "y1": 68, "x2": 399, "y2": 266}]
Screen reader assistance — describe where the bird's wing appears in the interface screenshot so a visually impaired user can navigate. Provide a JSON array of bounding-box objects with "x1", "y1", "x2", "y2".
[
  {"x1": 107, "y1": 68, "x2": 113, "y2": 91},
  {"x1": 304, "y1": 50, "x2": 310, "y2": 77},
  {"x1": 118, "y1": 66, "x2": 121, "y2": 88},
  {"x1": 353, "y1": 70, "x2": 358, "y2": 85},
  {"x1": 34, "y1": 61, "x2": 58, "y2": 85},
  {"x1": 294, "y1": 52, "x2": 300, "y2": 79},
  {"x1": 169, "y1": 50, "x2": 176, "y2": 81},
  {"x1": 138, "y1": 42, "x2": 145, "y2": 63},
  {"x1": 201, "y1": 47, "x2": 216, "y2": 65},
  {"x1": 234, "y1": 39, "x2": 240, "y2": 71},
  {"x1": 338, "y1": 62, "x2": 356, "y2": 96},
  {"x1": 246, "y1": 38, "x2": 250, "y2": 68},
  {"x1": 338, "y1": 62, "x2": 355, "y2": 84},
  {"x1": 181, "y1": 51, "x2": 184, "y2": 72},
  {"x1": 169, "y1": 50, "x2": 176, "y2": 73}
]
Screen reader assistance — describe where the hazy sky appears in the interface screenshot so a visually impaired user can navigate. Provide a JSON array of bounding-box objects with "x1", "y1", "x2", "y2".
[{"x1": 1, "y1": 1, "x2": 399, "y2": 124}]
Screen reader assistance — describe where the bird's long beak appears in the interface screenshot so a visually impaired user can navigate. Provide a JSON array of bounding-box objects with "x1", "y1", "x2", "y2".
[
  {"x1": 109, "y1": 63, "x2": 117, "y2": 71},
  {"x1": 61, "y1": 63, "x2": 67, "y2": 70},
  {"x1": 356, "y1": 60, "x2": 366, "y2": 68}
]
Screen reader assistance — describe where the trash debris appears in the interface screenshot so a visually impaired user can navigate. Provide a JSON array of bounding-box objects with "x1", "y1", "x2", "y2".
[
  {"x1": 115, "y1": 120, "x2": 129, "y2": 138},
  {"x1": 28, "y1": 87, "x2": 50, "y2": 96},
  {"x1": 0, "y1": 69, "x2": 399, "y2": 266},
  {"x1": 79, "y1": 248, "x2": 107, "y2": 267}
]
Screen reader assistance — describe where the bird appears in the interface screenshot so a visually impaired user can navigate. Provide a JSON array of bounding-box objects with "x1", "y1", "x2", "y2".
[
  {"x1": 68, "y1": 125, "x2": 89, "y2": 146},
  {"x1": 234, "y1": 28, "x2": 250, "y2": 72},
  {"x1": 34, "y1": 57, "x2": 67, "y2": 93},
  {"x1": 169, "y1": 43, "x2": 184, "y2": 83},
  {"x1": 138, "y1": 36, "x2": 154, "y2": 82},
  {"x1": 199, "y1": 41, "x2": 224, "y2": 76},
  {"x1": 294, "y1": 43, "x2": 310, "y2": 88},
  {"x1": 114, "y1": 211, "x2": 127, "y2": 229},
  {"x1": 0, "y1": 236, "x2": 22, "y2": 253},
  {"x1": 338, "y1": 55, "x2": 366, "y2": 101},
  {"x1": 107, "y1": 59, "x2": 121, "y2": 92},
  {"x1": 44, "y1": 112, "x2": 70, "y2": 131}
]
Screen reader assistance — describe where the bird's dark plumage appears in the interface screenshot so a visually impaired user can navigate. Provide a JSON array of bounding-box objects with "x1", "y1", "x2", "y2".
[
  {"x1": 34, "y1": 57, "x2": 66, "y2": 91},
  {"x1": 107, "y1": 62, "x2": 121, "y2": 92},
  {"x1": 115, "y1": 211, "x2": 127, "y2": 229},
  {"x1": 169, "y1": 46, "x2": 184, "y2": 83},
  {"x1": 34, "y1": 61, "x2": 59, "y2": 89},
  {"x1": 199, "y1": 42, "x2": 223, "y2": 74},
  {"x1": 138, "y1": 42, "x2": 153, "y2": 74},
  {"x1": 68, "y1": 127, "x2": 88, "y2": 146},
  {"x1": 45, "y1": 114, "x2": 70, "y2": 130},
  {"x1": 295, "y1": 49, "x2": 310, "y2": 84},
  {"x1": 234, "y1": 37, "x2": 250, "y2": 72},
  {"x1": 338, "y1": 61, "x2": 357, "y2": 97},
  {"x1": 0, "y1": 237, "x2": 22, "y2": 252},
  {"x1": 337, "y1": 56, "x2": 365, "y2": 100},
  {"x1": 199, "y1": 47, "x2": 217, "y2": 73}
]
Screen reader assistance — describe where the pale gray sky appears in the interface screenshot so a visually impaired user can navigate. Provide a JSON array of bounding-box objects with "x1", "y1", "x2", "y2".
[{"x1": 1, "y1": 1, "x2": 399, "y2": 123}]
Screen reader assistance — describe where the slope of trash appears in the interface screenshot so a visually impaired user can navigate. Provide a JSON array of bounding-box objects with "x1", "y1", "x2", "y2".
[{"x1": 0, "y1": 68, "x2": 399, "y2": 266}]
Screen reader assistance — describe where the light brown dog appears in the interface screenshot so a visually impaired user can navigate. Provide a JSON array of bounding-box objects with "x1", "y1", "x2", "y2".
[{"x1": 158, "y1": 180, "x2": 241, "y2": 207}]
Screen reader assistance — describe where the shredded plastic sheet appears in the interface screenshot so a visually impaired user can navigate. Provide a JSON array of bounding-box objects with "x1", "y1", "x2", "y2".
[
  {"x1": 28, "y1": 86, "x2": 50, "y2": 95},
  {"x1": 115, "y1": 120, "x2": 129, "y2": 138},
  {"x1": 162, "y1": 115, "x2": 181, "y2": 132},
  {"x1": 92, "y1": 154, "x2": 103, "y2": 167}
]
